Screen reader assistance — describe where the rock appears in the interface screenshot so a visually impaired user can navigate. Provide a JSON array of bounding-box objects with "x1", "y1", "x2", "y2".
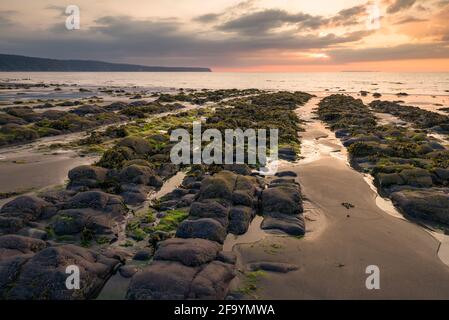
[
  {"x1": 0, "y1": 255, "x2": 31, "y2": 295},
  {"x1": 158, "y1": 199, "x2": 178, "y2": 211},
  {"x1": 119, "y1": 165, "x2": 154, "y2": 185},
  {"x1": 216, "y1": 251, "x2": 237, "y2": 265},
  {"x1": 120, "y1": 184, "x2": 151, "y2": 205},
  {"x1": 51, "y1": 208, "x2": 120, "y2": 241},
  {"x1": 262, "y1": 186, "x2": 302, "y2": 216},
  {"x1": 375, "y1": 173, "x2": 405, "y2": 188},
  {"x1": 106, "y1": 101, "x2": 128, "y2": 111},
  {"x1": 119, "y1": 265, "x2": 137, "y2": 278},
  {"x1": 133, "y1": 249, "x2": 152, "y2": 261},
  {"x1": 275, "y1": 171, "x2": 297, "y2": 177},
  {"x1": 123, "y1": 159, "x2": 152, "y2": 168},
  {"x1": 148, "y1": 175, "x2": 163, "y2": 188},
  {"x1": 188, "y1": 261, "x2": 235, "y2": 299},
  {"x1": 126, "y1": 261, "x2": 198, "y2": 300},
  {"x1": 198, "y1": 171, "x2": 237, "y2": 201},
  {"x1": 0, "y1": 235, "x2": 46, "y2": 260},
  {"x1": 39, "y1": 189, "x2": 76, "y2": 205},
  {"x1": 157, "y1": 163, "x2": 179, "y2": 179},
  {"x1": 231, "y1": 190, "x2": 254, "y2": 207},
  {"x1": 278, "y1": 147, "x2": 297, "y2": 161},
  {"x1": 154, "y1": 238, "x2": 222, "y2": 267},
  {"x1": 67, "y1": 165, "x2": 108, "y2": 190},
  {"x1": 64, "y1": 191, "x2": 127, "y2": 218},
  {"x1": 18, "y1": 228, "x2": 48, "y2": 240},
  {"x1": 399, "y1": 168, "x2": 433, "y2": 188},
  {"x1": 228, "y1": 206, "x2": 254, "y2": 235},
  {"x1": 335, "y1": 129, "x2": 351, "y2": 138},
  {"x1": 65, "y1": 191, "x2": 108, "y2": 210},
  {"x1": 391, "y1": 190, "x2": 449, "y2": 225},
  {"x1": 261, "y1": 214, "x2": 305, "y2": 236},
  {"x1": 223, "y1": 164, "x2": 252, "y2": 175},
  {"x1": 0, "y1": 217, "x2": 24, "y2": 234},
  {"x1": 117, "y1": 137, "x2": 152, "y2": 156},
  {"x1": 2, "y1": 244, "x2": 120, "y2": 299},
  {"x1": 176, "y1": 218, "x2": 227, "y2": 243},
  {"x1": 189, "y1": 200, "x2": 229, "y2": 223},
  {"x1": 71, "y1": 105, "x2": 106, "y2": 116},
  {"x1": 177, "y1": 194, "x2": 195, "y2": 207},
  {"x1": 248, "y1": 262, "x2": 298, "y2": 273},
  {"x1": 0, "y1": 196, "x2": 55, "y2": 231},
  {"x1": 434, "y1": 168, "x2": 449, "y2": 183}
]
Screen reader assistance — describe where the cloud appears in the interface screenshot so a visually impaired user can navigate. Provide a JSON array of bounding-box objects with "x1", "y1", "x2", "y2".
[
  {"x1": 394, "y1": 16, "x2": 428, "y2": 24},
  {"x1": 0, "y1": 10, "x2": 16, "y2": 27},
  {"x1": 387, "y1": 0, "x2": 416, "y2": 14},
  {"x1": 0, "y1": 12, "x2": 375, "y2": 68},
  {"x1": 328, "y1": 42, "x2": 449, "y2": 63},
  {"x1": 330, "y1": 4, "x2": 367, "y2": 26},
  {"x1": 216, "y1": 9, "x2": 324, "y2": 36},
  {"x1": 193, "y1": 13, "x2": 222, "y2": 23},
  {"x1": 45, "y1": 5, "x2": 67, "y2": 16}
]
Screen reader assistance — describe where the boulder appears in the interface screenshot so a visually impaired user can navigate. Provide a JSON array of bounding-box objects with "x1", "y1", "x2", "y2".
[
  {"x1": 18, "y1": 228, "x2": 48, "y2": 240},
  {"x1": 120, "y1": 184, "x2": 150, "y2": 205},
  {"x1": 133, "y1": 249, "x2": 152, "y2": 261},
  {"x1": 391, "y1": 190, "x2": 449, "y2": 225},
  {"x1": 64, "y1": 191, "x2": 127, "y2": 218},
  {"x1": 67, "y1": 165, "x2": 108, "y2": 190},
  {"x1": 176, "y1": 218, "x2": 227, "y2": 243},
  {"x1": 399, "y1": 168, "x2": 433, "y2": 188},
  {"x1": 278, "y1": 147, "x2": 297, "y2": 161},
  {"x1": 231, "y1": 190, "x2": 255, "y2": 207},
  {"x1": 188, "y1": 261, "x2": 235, "y2": 299},
  {"x1": 154, "y1": 238, "x2": 222, "y2": 267},
  {"x1": 275, "y1": 171, "x2": 297, "y2": 177},
  {"x1": 261, "y1": 213, "x2": 305, "y2": 236},
  {"x1": 0, "y1": 235, "x2": 46, "y2": 260},
  {"x1": 262, "y1": 186, "x2": 302, "y2": 216},
  {"x1": 2, "y1": 244, "x2": 120, "y2": 299},
  {"x1": 65, "y1": 191, "x2": 109, "y2": 210},
  {"x1": 117, "y1": 137, "x2": 152, "y2": 156},
  {"x1": 223, "y1": 164, "x2": 252, "y2": 175},
  {"x1": 216, "y1": 251, "x2": 237, "y2": 265},
  {"x1": 119, "y1": 265, "x2": 137, "y2": 278},
  {"x1": 434, "y1": 168, "x2": 449, "y2": 183},
  {"x1": 126, "y1": 261, "x2": 198, "y2": 300},
  {"x1": 119, "y1": 165, "x2": 155, "y2": 185},
  {"x1": 0, "y1": 196, "x2": 55, "y2": 232},
  {"x1": 189, "y1": 200, "x2": 230, "y2": 222},
  {"x1": 71, "y1": 105, "x2": 106, "y2": 116},
  {"x1": 375, "y1": 173, "x2": 405, "y2": 188},
  {"x1": 198, "y1": 171, "x2": 237, "y2": 201},
  {"x1": 228, "y1": 206, "x2": 254, "y2": 235}
]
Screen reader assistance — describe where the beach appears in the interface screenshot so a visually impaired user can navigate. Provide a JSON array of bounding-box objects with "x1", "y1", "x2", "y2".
[{"x1": 0, "y1": 75, "x2": 448, "y2": 300}]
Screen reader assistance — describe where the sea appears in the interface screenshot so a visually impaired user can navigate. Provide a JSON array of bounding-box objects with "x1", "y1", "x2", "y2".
[{"x1": 1, "y1": 72, "x2": 449, "y2": 96}]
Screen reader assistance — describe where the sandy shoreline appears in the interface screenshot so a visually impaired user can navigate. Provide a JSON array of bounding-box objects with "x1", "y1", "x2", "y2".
[{"x1": 234, "y1": 95, "x2": 449, "y2": 299}]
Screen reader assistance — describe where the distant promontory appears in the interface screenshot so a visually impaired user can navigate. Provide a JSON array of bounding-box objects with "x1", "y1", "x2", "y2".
[{"x1": 0, "y1": 54, "x2": 211, "y2": 72}]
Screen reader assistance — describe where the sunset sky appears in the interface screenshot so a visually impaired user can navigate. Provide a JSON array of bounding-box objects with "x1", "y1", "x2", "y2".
[{"x1": 1, "y1": 0, "x2": 449, "y2": 71}]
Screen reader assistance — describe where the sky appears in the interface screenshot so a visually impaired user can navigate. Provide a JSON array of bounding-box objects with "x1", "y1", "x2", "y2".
[{"x1": 0, "y1": 0, "x2": 449, "y2": 71}]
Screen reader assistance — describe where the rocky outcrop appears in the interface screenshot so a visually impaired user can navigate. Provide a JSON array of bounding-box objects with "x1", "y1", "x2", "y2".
[
  {"x1": 261, "y1": 178, "x2": 305, "y2": 236},
  {"x1": 0, "y1": 196, "x2": 56, "y2": 234},
  {"x1": 391, "y1": 189, "x2": 449, "y2": 225},
  {"x1": 0, "y1": 244, "x2": 121, "y2": 299},
  {"x1": 126, "y1": 170, "x2": 263, "y2": 300}
]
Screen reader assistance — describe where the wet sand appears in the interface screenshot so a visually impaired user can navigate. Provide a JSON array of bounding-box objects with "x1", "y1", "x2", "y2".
[{"x1": 234, "y1": 96, "x2": 449, "y2": 299}]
